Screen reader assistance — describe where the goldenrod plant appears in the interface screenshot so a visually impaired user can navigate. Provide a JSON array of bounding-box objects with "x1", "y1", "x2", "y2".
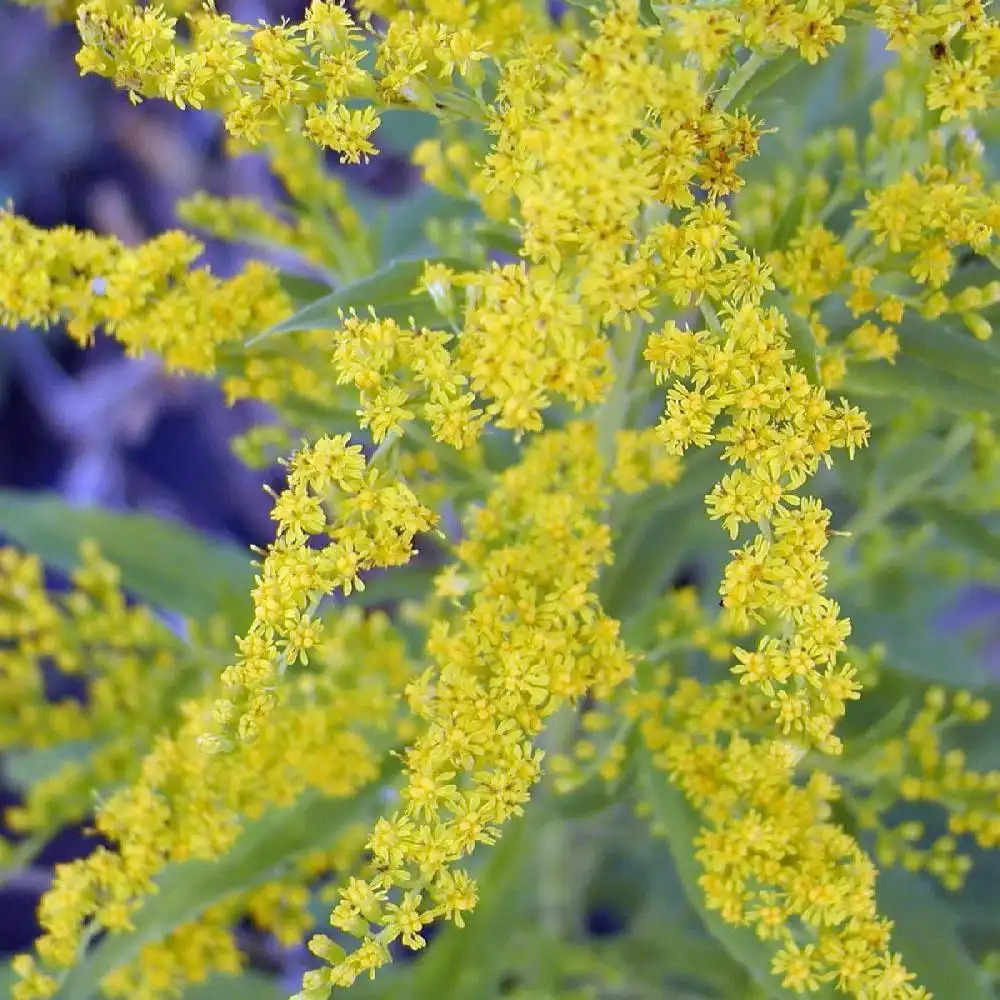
[{"x1": 1, "y1": 1, "x2": 1000, "y2": 998}]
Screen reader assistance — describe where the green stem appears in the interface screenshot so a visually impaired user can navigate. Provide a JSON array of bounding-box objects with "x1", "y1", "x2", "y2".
[
  {"x1": 699, "y1": 299, "x2": 723, "y2": 335},
  {"x1": 826, "y1": 422, "x2": 974, "y2": 589},
  {"x1": 534, "y1": 320, "x2": 647, "y2": 969},
  {"x1": 309, "y1": 211, "x2": 364, "y2": 284},
  {"x1": 715, "y1": 52, "x2": 764, "y2": 112},
  {"x1": 841, "y1": 223, "x2": 871, "y2": 258},
  {"x1": 839, "y1": 421, "x2": 974, "y2": 542},
  {"x1": 537, "y1": 706, "x2": 577, "y2": 950},
  {"x1": 597, "y1": 322, "x2": 644, "y2": 467},
  {"x1": 829, "y1": 522, "x2": 931, "y2": 592},
  {"x1": 0, "y1": 829, "x2": 51, "y2": 893}
]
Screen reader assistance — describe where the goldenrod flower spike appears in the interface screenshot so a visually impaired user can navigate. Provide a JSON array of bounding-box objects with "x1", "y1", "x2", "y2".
[{"x1": 300, "y1": 424, "x2": 633, "y2": 994}]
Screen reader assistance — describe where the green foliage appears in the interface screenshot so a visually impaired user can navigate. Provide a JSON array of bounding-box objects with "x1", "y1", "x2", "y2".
[
  {"x1": 0, "y1": 489, "x2": 253, "y2": 626},
  {"x1": 874, "y1": 869, "x2": 992, "y2": 1000},
  {"x1": 183, "y1": 973, "x2": 284, "y2": 1000},
  {"x1": 258, "y1": 257, "x2": 466, "y2": 338}
]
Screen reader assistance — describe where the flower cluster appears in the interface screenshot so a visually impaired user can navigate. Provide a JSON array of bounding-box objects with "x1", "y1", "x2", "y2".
[
  {"x1": 70, "y1": 0, "x2": 501, "y2": 158},
  {"x1": 13, "y1": 603, "x2": 413, "y2": 1000},
  {"x1": 458, "y1": 265, "x2": 613, "y2": 434},
  {"x1": 869, "y1": 0, "x2": 999, "y2": 121},
  {"x1": 646, "y1": 298, "x2": 869, "y2": 751},
  {"x1": 329, "y1": 313, "x2": 481, "y2": 448},
  {"x1": 301, "y1": 424, "x2": 632, "y2": 994},
  {"x1": 0, "y1": 544, "x2": 203, "y2": 846},
  {"x1": 205, "y1": 433, "x2": 435, "y2": 747},
  {"x1": 0, "y1": 209, "x2": 289, "y2": 372},
  {"x1": 857, "y1": 164, "x2": 996, "y2": 293},
  {"x1": 20, "y1": 0, "x2": 999, "y2": 175},
  {"x1": 853, "y1": 685, "x2": 1000, "y2": 889},
  {"x1": 323, "y1": 260, "x2": 621, "y2": 446},
  {"x1": 735, "y1": 60, "x2": 998, "y2": 384},
  {"x1": 636, "y1": 667, "x2": 926, "y2": 998},
  {"x1": 664, "y1": 0, "x2": 846, "y2": 68}
]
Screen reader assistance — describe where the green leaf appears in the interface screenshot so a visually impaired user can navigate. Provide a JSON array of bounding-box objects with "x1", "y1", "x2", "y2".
[
  {"x1": 638, "y1": 749, "x2": 836, "y2": 1000},
  {"x1": 354, "y1": 563, "x2": 436, "y2": 608},
  {"x1": 56, "y1": 761, "x2": 396, "y2": 1000},
  {"x1": 3, "y1": 741, "x2": 93, "y2": 790},
  {"x1": 896, "y1": 315, "x2": 1000, "y2": 397},
  {"x1": 843, "y1": 356, "x2": 1000, "y2": 421},
  {"x1": 839, "y1": 698, "x2": 912, "y2": 770},
  {"x1": 563, "y1": 0, "x2": 606, "y2": 12},
  {"x1": 914, "y1": 500, "x2": 1000, "y2": 564},
  {"x1": 376, "y1": 109, "x2": 438, "y2": 155},
  {"x1": 844, "y1": 580, "x2": 989, "y2": 688},
  {"x1": 472, "y1": 220, "x2": 522, "y2": 258},
  {"x1": 637, "y1": 0, "x2": 659, "y2": 25},
  {"x1": 279, "y1": 272, "x2": 334, "y2": 308},
  {"x1": 771, "y1": 295, "x2": 820, "y2": 381},
  {"x1": 0, "y1": 964, "x2": 17, "y2": 995},
  {"x1": 0, "y1": 490, "x2": 252, "y2": 625},
  {"x1": 892, "y1": 315, "x2": 1000, "y2": 396},
  {"x1": 837, "y1": 421, "x2": 974, "y2": 539},
  {"x1": 378, "y1": 190, "x2": 478, "y2": 266},
  {"x1": 840, "y1": 314, "x2": 1000, "y2": 418},
  {"x1": 600, "y1": 504, "x2": 701, "y2": 622},
  {"x1": 255, "y1": 257, "x2": 468, "y2": 341},
  {"x1": 875, "y1": 868, "x2": 992, "y2": 1000},
  {"x1": 182, "y1": 971, "x2": 283, "y2": 1000},
  {"x1": 728, "y1": 49, "x2": 801, "y2": 110},
  {"x1": 600, "y1": 449, "x2": 722, "y2": 623},
  {"x1": 770, "y1": 191, "x2": 808, "y2": 252}
]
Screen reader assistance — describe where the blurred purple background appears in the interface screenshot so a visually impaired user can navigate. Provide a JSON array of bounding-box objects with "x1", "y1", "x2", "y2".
[
  {"x1": 1, "y1": 2, "x2": 272, "y2": 542},
  {"x1": 0, "y1": 0, "x2": 418, "y2": 545}
]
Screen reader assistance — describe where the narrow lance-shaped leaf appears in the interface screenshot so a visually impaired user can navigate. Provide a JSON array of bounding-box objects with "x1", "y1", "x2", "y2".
[
  {"x1": 915, "y1": 499, "x2": 1000, "y2": 565},
  {"x1": 182, "y1": 971, "x2": 283, "y2": 1000},
  {"x1": 279, "y1": 272, "x2": 334, "y2": 307},
  {"x1": 839, "y1": 306, "x2": 1000, "y2": 418},
  {"x1": 891, "y1": 314, "x2": 1000, "y2": 396},
  {"x1": 354, "y1": 563, "x2": 438, "y2": 608},
  {"x1": 843, "y1": 356, "x2": 1000, "y2": 422},
  {"x1": 0, "y1": 490, "x2": 437, "y2": 629},
  {"x1": 252, "y1": 257, "x2": 470, "y2": 342},
  {"x1": 599, "y1": 448, "x2": 722, "y2": 622},
  {"x1": 774, "y1": 295, "x2": 820, "y2": 383},
  {"x1": 874, "y1": 865, "x2": 992, "y2": 999},
  {"x1": 725, "y1": 49, "x2": 800, "y2": 110},
  {"x1": 0, "y1": 490, "x2": 253, "y2": 626}
]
